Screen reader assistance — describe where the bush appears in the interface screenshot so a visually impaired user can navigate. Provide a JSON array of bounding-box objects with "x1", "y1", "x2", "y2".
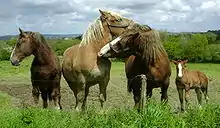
[
  {"x1": 49, "y1": 39, "x2": 81, "y2": 56},
  {"x1": 0, "y1": 41, "x2": 11, "y2": 61}
]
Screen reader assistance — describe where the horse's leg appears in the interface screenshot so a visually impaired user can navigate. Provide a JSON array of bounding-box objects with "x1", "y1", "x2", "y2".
[
  {"x1": 161, "y1": 78, "x2": 169, "y2": 103},
  {"x1": 65, "y1": 80, "x2": 78, "y2": 110},
  {"x1": 185, "y1": 88, "x2": 190, "y2": 111},
  {"x1": 51, "y1": 84, "x2": 62, "y2": 110},
  {"x1": 31, "y1": 81, "x2": 40, "y2": 105},
  {"x1": 75, "y1": 83, "x2": 86, "y2": 111},
  {"x1": 132, "y1": 81, "x2": 141, "y2": 110},
  {"x1": 146, "y1": 88, "x2": 152, "y2": 101},
  {"x1": 133, "y1": 88, "x2": 141, "y2": 110},
  {"x1": 195, "y1": 88, "x2": 202, "y2": 108},
  {"x1": 201, "y1": 87, "x2": 209, "y2": 104},
  {"x1": 41, "y1": 91, "x2": 48, "y2": 109},
  {"x1": 177, "y1": 88, "x2": 184, "y2": 112},
  {"x1": 98, "y1": 75, "x2": 110, "y2": 109},
  {"x1": 161, "y1": 86, "x2": 168, "y2": 103},
  {"x1": 82, "y1": 85, "x2": 90, "y2": 110}
]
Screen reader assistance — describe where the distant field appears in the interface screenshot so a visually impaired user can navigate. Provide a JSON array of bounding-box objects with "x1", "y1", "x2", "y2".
[{"x1": 0, "y1": 57, "x2": 220, "y2": 127}]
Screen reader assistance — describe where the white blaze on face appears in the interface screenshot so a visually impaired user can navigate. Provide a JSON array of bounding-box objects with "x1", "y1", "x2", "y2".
[
  {"x1": 178, "y1": 63, "x2": 183, "y2": 77},
  {"x1": 98, "y1": 37, "x2": 121, "y2": 56},
  {"x1": 10, "y1": 47, "x2": 16, "y2": 60}
]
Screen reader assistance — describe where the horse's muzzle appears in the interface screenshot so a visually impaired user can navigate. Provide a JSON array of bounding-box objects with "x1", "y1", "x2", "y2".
[
  {"x1": 97, "y1": 52, "x2": 110, "y2": 58},
  {"x1": 11, "y1": 60, "x2": 20, "y2": 66},
  {"x1": 97, "y1": 52, "x2": 103, "y2": 57}
]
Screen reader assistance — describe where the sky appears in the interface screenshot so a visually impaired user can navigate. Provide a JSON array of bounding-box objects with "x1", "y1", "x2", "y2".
[{"x1": 0, "y1": 0, "x2": 220, "y2": 36}]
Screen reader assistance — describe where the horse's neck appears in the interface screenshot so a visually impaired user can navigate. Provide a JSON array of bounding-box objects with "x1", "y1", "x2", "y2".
[
  {"x1": 33, "y1": 42, "x2": 54, "y2": 65},
  {"x1": 90, "y1": 32, "x2": 112, "y2": 53},
  {"x1": 183, "y1": 68, "x2": 189, "y2": 74}
]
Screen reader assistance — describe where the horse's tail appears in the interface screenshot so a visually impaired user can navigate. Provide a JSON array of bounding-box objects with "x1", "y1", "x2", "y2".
[
  {"x1": 127, "y1": 79, "x2": 133, "y2": 93},
  {"x1": 208, "y1": 75, "x2": 213, "y2": 82}
]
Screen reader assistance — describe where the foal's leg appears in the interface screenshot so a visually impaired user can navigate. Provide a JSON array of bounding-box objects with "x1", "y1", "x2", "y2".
[
  {"x1": 195, "y1": 88, "x2": 202, "y2": 107},
  {"x1": 177, "y1": 88, "x2": 184, "y2": 112},
  {"x1": 185, "y1": 88, "x2": 190, "y2": 111}
]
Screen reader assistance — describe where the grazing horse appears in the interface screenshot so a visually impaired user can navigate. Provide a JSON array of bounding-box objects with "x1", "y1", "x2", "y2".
[
  {"x1": 171, "y1": 60, "x2": 209, "y2": 112},
  {"x1": 62, "y1": 10, "x2": 135, "y2": 111},
  {"x1": 10, "y1": 28, "x2": 62, "y2": 109},
  {"x1": 98, "y1": 25, "x2": 171, "y2": 109}
]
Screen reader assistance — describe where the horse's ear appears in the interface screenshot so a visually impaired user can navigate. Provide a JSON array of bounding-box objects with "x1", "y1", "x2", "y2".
[
  {"x1": 171, "y1": 60, "x2": 177, "y2": 64},
  {"x1": 99, "y1": 9, "x2": 107, "y2": 18},
  {"x1": 19, "y1": 28, "x2": 24, "y2": 35},
  {"x1": 30, "y1": 32, "x2": 35, "y2": 37},
  {"x1": 183, "y1": 60, "x2": 188, "y2": 64}
]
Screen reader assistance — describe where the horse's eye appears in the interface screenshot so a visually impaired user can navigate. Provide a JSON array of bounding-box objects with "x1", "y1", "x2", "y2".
[{"x1": 117, "y1": 18, "x2": 122, "y2": 22}]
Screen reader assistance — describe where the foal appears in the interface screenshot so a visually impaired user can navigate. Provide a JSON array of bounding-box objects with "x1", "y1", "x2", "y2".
[{"x1": 172, "y1": 60, "x2": 209, "y2": 111}]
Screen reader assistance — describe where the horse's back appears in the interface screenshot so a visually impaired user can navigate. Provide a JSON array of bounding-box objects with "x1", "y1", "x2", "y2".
[{"x1": 196, "y1": 71, "x2": 209, "y2": 86}]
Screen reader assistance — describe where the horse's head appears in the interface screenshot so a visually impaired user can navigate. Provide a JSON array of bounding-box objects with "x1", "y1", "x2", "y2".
[
  {"x1": 171, "y1": 60, "x2": 188, "y2": 78},
  {"x1": 99, "y1": 9, "x2": 133, "y2": 37},
  {"x1": 98, "y1": 29, "x2": 140, "y2": 58},
  {"x1": 10, "y1": 28, "x2": 35, "y2": 66}
]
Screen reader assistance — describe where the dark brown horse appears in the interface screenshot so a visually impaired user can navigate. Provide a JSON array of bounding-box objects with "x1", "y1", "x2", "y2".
[
  {"x1": 98, "y1": 25, "x2": 171, "y2": 109},
  {"x1": 172, "y1": 60, "x2": 209, "y2": 111},
  {"x1": 10, "y1": 28, "x2": 62, "y2": 109}
]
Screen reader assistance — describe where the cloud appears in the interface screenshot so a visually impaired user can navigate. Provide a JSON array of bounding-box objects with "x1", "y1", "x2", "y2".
[{"x1": 0, "y1": 0, "x2": 220, "y2": 35}]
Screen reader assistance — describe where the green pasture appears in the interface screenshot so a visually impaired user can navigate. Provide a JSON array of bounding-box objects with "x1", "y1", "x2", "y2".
[{"x1": 0, "y1": 58, "x2": 220, "y2": 128}]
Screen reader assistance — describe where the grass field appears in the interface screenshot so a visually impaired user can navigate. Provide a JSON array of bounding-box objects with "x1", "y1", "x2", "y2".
[{"x1": 0, "y1": 56, "x2": 220, "y2": 127}]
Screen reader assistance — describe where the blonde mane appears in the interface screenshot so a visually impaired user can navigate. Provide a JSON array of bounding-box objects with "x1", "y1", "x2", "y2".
[
  {"x1": 79, "y1": 11, "x2": 124, "y2": 47},
  {"x1": 80, "y1": 18, "x2": 106, "y2": 46},
  {"x1": 106, "y1": 10, "x2": 122, "y2": 17}
]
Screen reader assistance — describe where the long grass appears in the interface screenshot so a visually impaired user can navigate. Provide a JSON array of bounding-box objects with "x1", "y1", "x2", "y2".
[{"x1": 0, "y1": 100, "x2": 220, "y2": 128}]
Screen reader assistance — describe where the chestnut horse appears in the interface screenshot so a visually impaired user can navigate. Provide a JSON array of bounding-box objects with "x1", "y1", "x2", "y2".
[
  {"x1": 172, "y1": 60, "x2": 209, "y2": 112},
  {"x1": 10, "y1": 28, "x2": 62, "y2": 109},
  {"x1": 98, "y1": 25, "x2": 171, "y2": 109},
  {"x1": 62, "y1": 10, "x2": 135, "y2": 111}
]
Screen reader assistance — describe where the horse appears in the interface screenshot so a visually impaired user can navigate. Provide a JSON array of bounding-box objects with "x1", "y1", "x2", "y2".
[
  {"x1": 10, "y1": 28, "x2": 62, "y2": 109},
  {"x1": 171, "y1": 60, "x2": 209, "y2": 112},
  {"x1": 62, "y1": 9, "x2": 135, "y2": 111},
  {"x1": 98, "y1": 25, "x2": 171, "y2": 109}
]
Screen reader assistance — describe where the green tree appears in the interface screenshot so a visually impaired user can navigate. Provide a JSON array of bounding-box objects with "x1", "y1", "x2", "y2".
[{"x1": 183, "y1": 34, "x2": 211, "y2": 62}]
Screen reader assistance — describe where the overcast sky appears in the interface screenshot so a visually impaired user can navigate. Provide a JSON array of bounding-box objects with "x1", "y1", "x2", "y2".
[{"x1": 0, "y1": 0, "x2": 220, "y2": 36}]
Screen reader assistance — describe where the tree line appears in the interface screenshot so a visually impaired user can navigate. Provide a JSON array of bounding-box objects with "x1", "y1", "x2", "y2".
[
  {"x1": 0, "y1": 30, "x2": 220, "y2": 63},
  {"x1": 160, "y1": 30, "x2": 220, "y2": 62}
]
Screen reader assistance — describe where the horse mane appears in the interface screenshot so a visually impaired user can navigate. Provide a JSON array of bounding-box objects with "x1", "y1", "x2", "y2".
[
  {"x1": 80, "y1": 18, "x2": 105, "y2": 46},
  {"x1": 132, "y1": 23, "x2": 152, "y2": 31},
  {"x1": 80, "y1": 11, "x2": 123, "y2": 46},
  {"x1": 138, "y1": 28, "x2": 167, "y2": 65},
  {"x1": 24, "y1": 31, "x2": 51, "y2": 49}
]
